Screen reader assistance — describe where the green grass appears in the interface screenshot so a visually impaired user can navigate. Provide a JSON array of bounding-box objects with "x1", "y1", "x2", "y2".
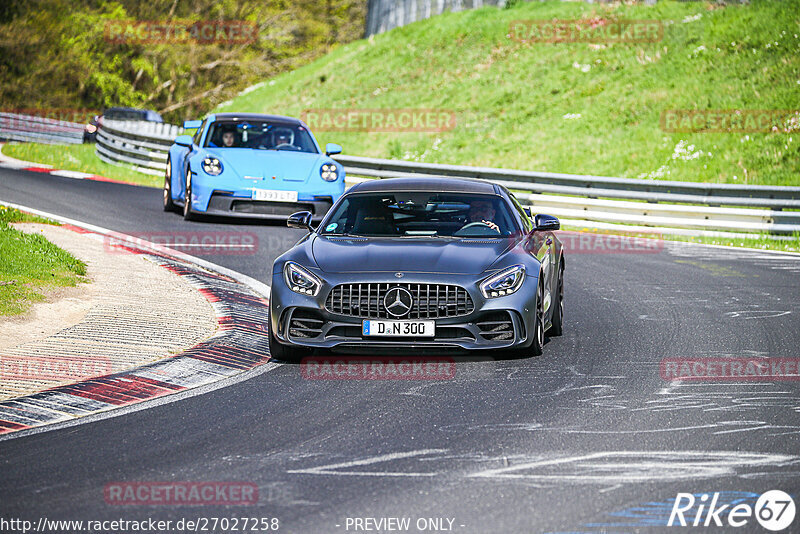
[
  {"x1": 0, "y1": 206, "x2": 88, "y2": 316},
  {"x1": 217, "y1": 0, "x2": 799, "y2": 186},
  {"x1": 1, "y1": 142, "x2": 160, "y2": 188}
]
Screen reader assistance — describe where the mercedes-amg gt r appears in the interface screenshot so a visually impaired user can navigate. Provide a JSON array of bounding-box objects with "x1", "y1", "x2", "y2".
[{"x1": 269, "y1": 177, "x2": 564, "y2": 359}]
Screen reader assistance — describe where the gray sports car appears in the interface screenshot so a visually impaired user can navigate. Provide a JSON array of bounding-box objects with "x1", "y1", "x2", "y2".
[{"x1": 269, "y1": 177, "x2": 564, "y2": 360}]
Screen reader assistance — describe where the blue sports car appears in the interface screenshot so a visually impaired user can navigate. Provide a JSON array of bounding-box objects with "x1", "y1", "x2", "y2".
[{"x1": 163, "y1": 113, "x2": 345, "y2": 221}]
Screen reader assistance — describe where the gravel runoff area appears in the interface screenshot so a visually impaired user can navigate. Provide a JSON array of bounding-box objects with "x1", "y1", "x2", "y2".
[{"x1": 0, "y1": 223, "x2": 218, "y2": 401}]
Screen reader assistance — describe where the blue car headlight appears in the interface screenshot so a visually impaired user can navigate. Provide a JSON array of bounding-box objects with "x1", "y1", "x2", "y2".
[
  {"x1": 202, "y1": 157, "x2": 223, "y2": 175},
  {"x1": 480, "y1": 264, "x2": 525, "y2": 298},
  {"x1": 283, "y1": 262, "x2": 322, "y2": 296},
  {"x1": 320, "y1": 163, "x2": 338, "y2": 182}
]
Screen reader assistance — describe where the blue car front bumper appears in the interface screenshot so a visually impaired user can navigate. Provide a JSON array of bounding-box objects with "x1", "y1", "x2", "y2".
[{"x1": 202, "y1": 191, "x2": 335, "y2": 221}]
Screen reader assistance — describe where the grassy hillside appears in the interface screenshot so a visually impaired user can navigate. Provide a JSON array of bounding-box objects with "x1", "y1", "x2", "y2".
[{"x1": 218, "y1": 0, "x2": 800, "y2": 186}]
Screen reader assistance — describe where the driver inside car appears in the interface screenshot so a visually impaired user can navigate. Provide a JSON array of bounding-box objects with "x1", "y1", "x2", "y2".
[
  {"x1": 466, "y1": 199, "x2": 500, "y2": 232},
  {"x1": 209, "y1": 126, "x2": 237, "y2": 147},
  {"x1": 221, "y1": 130, "x2": 236, "y2": 147},
  {"x1": 272, "y1": 128, "x2": 294, "y2": 148}
]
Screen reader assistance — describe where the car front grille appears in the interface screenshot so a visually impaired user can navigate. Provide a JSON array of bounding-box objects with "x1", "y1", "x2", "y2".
[
  {"x1": 325, "y1": 283, "x2": 474, "y2": 319},
  {"x1": 230, "y1": 200, "x2": 317, "y2": 215},
  {"x1": 207, "y1": 193, "x2": 330, "y2": 216}
]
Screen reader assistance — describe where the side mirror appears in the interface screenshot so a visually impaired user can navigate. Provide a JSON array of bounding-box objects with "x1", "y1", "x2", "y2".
[
  {"x1": 287, "y1": 211, "x2": 314, "y2": 232},
  {"x1": 183, "y1": 119, "x2": 202, "y2": 129},
  {"x1": 534, "y1": 214, "x2": 560, "y2": 232},
  {"x1": 523, "y1": 207, "x2": 532, "y2": 218},
  {"x1": 174, "y1": 135, "x2": 193, "y2": 147},
  {"x1": 325, "y1": 143, "x2": 342, "y2": 156}
]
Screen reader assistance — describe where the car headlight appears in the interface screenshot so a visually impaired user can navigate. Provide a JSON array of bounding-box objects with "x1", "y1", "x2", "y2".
[
  {"x1": 202, "y1": 157, "x2": 223, "y2": 175},
  {"x1": 283, "y1": 262, "x2": 322, "y2": 296},
  {"x1": 320, "y1": 163, "x2": 338, "y2": 181},
  {"x1": 480, "y1": 264, "x2": 525, "y2": 298}
]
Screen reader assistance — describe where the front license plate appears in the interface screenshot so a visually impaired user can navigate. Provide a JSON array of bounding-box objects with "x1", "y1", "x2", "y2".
[
  {"x1": 252, "y1": 189, "x2": 298, "y2": 202},
  {"x1": 362, "y1": 320, "x2": 435, "y2": 337}
]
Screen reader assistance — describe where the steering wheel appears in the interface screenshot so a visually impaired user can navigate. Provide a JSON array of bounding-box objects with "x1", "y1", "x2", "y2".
[
  {"x1": 274, "y1": 143, "x2": 299, "y2": 150},
  {"x1": 453, "y1": 221, "x2": 501, "y2": 236}
]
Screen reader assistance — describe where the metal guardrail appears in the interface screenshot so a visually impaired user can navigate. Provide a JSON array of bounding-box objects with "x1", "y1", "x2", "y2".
[
  {"x1": 0, "y1": 113, "x2": 84, "y2": 145},
  {"x1": 93, "y1": 121, "x2": 800, "y2": 237},
  {"x1": 95, "y1": 120, "x2": 182, "y2": 176},
  {"x1": 334, "y1": 155, "x2": 800, "y2": 209},
  {"x1": 335, "y1": 156, "x2": 800, "y2": 236}
]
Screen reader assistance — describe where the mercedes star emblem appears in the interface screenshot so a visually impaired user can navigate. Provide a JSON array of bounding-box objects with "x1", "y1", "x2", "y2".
[
  {"x1": 395, "y1": 272, "x2": 404, "y2": 278},
  {"x1": 384, "y1": 287, "x2": 413, "y2": 317}
]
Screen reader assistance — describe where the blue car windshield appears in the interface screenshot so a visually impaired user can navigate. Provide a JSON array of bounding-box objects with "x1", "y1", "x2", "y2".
[
  {"x1": 204, "y1": 121, "x2": 317, "y2": 153},
  {"x1": 321, "y1": 192, "x2": 519, "y2": 238}
]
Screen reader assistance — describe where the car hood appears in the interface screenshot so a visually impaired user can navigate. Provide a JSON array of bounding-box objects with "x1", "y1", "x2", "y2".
[
  {"x1": 310, "y1": 235, "x2": 516, "y2": 275},
  {"x1": 204, "y1": 149, "x2": 323, "y2": 182}
]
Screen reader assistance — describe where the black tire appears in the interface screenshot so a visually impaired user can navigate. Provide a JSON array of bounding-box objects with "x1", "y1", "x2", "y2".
[
  {"x1": 183, "y1": 169, "x2": 196, "y2": 221},
  {"x1": 507, "y1": 280, "x2": 544, "y2": 358},
  {"x1": 549, "y1": 264, "x2": 564, "y2": 337},
  {"x1": 163, "y1": 158, "x2": 177, "y2": 212},
  {"x1": 268, "y1": 315, "x2": 311, "y2": 363},
  {"x1": 529, "y1": 281, "x2": 545, "y2": 356}
]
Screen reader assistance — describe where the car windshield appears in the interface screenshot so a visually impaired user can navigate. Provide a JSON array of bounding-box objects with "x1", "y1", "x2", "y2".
[
  {"x1": 320, "y1": 192, "x2": 519, "y2": 238},
  {"x1": 204, "y1": 120, "x2": 317, "y2": 153}
]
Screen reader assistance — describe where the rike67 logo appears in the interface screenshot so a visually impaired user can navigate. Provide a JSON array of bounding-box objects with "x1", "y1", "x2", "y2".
[{"x1": 669, "y1": 490, "x2": 795, "y2": 531}]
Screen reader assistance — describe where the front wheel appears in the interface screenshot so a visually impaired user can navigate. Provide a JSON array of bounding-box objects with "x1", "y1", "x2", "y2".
[
  {"x1": 163, "y1": 158, "x2": 176, "y2": 212},
  {"x1": 507, "y1": 281, "x2": 544, "y2": 358},
  {"x1": 529, "y1": 281, "x2": 545, "y2": 355},
  {"x1": 268, "y1": 316, "x2": 312, "y2": 363},
  {"x1": 183, "y1": 169, "x2": 197, "y2": 221},
  {"x1": 549, "y1": 264, "x2": 564, "y2": 337}
]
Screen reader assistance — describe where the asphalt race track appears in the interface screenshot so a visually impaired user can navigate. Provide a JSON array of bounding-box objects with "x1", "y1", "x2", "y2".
[{"x1": 2, "y1": 166, "x2": 799, "y2": 533}]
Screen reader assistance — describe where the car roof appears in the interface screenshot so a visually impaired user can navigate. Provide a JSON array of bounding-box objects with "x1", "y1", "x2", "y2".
[
  {"x1": 103, "y1": 107, "x2": 163, "y2": 122},
  {"x1": 212, "y1": 112, "x2": 302, "y2": 124},
  {"x1": 348, "y1": 177, "x2": 498, "y2": 194},
  {"x1": 104, "y1": 107, "x2": 156, "y2": 114}
]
